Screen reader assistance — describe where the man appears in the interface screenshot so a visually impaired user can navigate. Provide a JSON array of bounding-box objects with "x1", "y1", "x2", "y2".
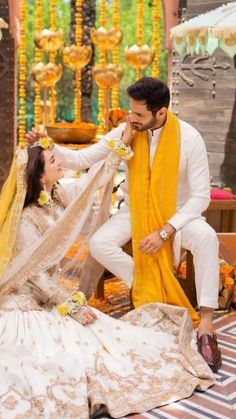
[{"x1": 27, "y1": 77, "x2": 221, "y2": 372}]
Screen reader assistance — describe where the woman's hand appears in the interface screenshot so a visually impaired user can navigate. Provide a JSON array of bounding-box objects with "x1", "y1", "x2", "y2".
[
  {"x1": 121, "y1": 116, "x2": 135, "y2": 146},
  {"x1": 73, "y1": 306, "x2": 97, "y2": 325}
]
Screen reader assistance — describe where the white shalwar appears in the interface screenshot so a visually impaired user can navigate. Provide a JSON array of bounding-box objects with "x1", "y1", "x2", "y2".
[{"x1": 54, "y1": 121, "x2": 219, "y2": 309}]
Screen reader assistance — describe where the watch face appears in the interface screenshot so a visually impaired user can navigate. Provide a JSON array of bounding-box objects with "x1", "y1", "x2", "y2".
[{"x1": 160, "y1": 229, "x2": 168, "y2": 240}]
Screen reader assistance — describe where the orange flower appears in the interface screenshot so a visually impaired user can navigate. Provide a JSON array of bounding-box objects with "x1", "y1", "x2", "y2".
[
  {"x1": 178, "y1": 261, "x2": 186, "y2": 279},
  {"x1": 224, "y1": 277, "x2": 235, "y2": 289}
]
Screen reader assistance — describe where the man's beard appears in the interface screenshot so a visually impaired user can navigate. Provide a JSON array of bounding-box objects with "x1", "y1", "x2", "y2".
[{"x1": 132, "y1": 116, "x2": 159, "y2": 132}]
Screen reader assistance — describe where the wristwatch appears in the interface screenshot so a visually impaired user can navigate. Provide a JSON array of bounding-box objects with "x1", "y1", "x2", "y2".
[{"x1": 159, "y1": 228, "x2": 169, "y2": 241}]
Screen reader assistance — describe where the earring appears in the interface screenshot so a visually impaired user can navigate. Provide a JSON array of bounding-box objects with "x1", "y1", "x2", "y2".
[{"x1": 37, "y1": 185, "x2": 53, "y2": 208}]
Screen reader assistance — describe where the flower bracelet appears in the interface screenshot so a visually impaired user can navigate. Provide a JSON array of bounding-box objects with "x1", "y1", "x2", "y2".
[
  {"x1": 57, "y1": 291, "x2": 88, "y2": 316},
  {"x1": 107, "y1": 138, "x2": 134, "y2": 160}
]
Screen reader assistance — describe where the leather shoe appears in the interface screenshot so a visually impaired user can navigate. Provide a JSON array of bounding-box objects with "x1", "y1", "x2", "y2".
[{"x1": 197, "y1": 333, "x2": 222, "y2": 372}]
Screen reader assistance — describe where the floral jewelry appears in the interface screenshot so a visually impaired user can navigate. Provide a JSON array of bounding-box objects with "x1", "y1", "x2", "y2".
[
  {"x1": 37, "y1": 186, "x2": 53, "y2": 208},
  {"x1": 57, "y1": 291, "x2": 88, "y2": 316},
  {"x1": 31, "y1": 136, "x2": 52, "y2": 150},
  {"x1": 107, "y1": 138, "x2": 134, "y2": 160}
]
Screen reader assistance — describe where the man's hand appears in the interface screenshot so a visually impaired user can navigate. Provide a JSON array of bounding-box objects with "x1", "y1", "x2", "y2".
[
  {"x1": 121, "y1": 115, "x2": 135, "y2": 145},
  {"x1": 139, "y1": 231, "x2": 165, "y2": 255},
  {"x1": 139, "y1": 224, "x2": 176, "y2": 255},
  {"x1": 25, "y1": 128, "x2": 46, "y2": 146}
]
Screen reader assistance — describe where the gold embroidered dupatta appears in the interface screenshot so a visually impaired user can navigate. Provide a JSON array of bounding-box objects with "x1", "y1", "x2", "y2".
[{"x1": 128, "y1": 111, "x2": 200, "y2": 327}]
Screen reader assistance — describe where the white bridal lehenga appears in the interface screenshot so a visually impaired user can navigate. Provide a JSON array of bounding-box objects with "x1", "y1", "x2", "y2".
[{"x1": 0, "y1": 152, "x2": 214, "y2": 418}]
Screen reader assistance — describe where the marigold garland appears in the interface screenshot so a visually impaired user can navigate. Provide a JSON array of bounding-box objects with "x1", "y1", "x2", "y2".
[
  {"x1": 100, "y1": 0, "x2": 107, "y2": 28},
  {"x1": 97, "y1": 0, "x2": 107, "y2": 135},
  {"x1": 136, "y1": 0, "x2": 144, "y2": 80},
  {"x1": 18, "y1": 0, "x2": 27, "y2": 148},
  {"x1": 50, "y1": 0, "x2": 57, "y2": 123},
  {"x1": 74, "y1": 0, "x2": 83, "y2": 121},
  {"x1": 111, "y1": 0, "x2": 120, "y2": 109},
  {"x1": 34, "y1": 0, "x2": 43, "y2": 128},
  {"x1": 152, "y1": 0, "x2": 160, "y2": 78}
]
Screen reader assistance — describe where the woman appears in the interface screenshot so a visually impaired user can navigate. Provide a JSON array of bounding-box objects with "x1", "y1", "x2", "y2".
[{"x1": 0, "y1": 137, "x2": 214, "y2": 418}]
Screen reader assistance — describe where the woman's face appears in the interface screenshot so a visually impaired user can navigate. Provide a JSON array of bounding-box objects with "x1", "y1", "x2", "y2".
[{"x1": 42, "y1": 149, "x2": 64, "y2": 187}]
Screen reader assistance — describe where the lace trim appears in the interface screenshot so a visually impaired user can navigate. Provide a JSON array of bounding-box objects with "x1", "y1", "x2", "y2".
[{"x1": 12, "y1": 294, "x2": 43, "y2": 311}]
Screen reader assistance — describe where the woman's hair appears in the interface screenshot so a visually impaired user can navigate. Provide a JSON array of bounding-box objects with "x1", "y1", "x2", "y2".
[
  {"x1": 24, "y1": 146, "x2": 45, "y2": 208},
  {"x1": 127, "y1": 77, "x2": 170, "y2": 115}
]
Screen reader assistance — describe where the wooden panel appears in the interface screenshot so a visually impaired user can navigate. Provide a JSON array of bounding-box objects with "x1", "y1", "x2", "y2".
[
  {"x1": 0, "y1": 0, "x2": 16, "y2": 191},
  {"x1": 169, "y1": 0, "x2": 236, "y2": 193}
]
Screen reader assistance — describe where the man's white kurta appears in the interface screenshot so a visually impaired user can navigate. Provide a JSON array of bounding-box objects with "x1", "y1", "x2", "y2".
[{"x1": 54, "y1": 121, "x2": 219, "y2": 308}]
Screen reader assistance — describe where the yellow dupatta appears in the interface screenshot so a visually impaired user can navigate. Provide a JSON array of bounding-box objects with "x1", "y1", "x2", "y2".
[
  {"x1": 0, "y1": 149, "x2": 28, "y2": 276},
  {"x1": 128, "y1": 110, "x2": 200, "y2": 327}
]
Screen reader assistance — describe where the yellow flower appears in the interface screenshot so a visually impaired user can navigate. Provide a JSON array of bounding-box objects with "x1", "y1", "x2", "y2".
[
  {"x1": 57, "y1": 305, "x2": 68, "y2": 316},
  {"x1": 37, "y1": 190, "x2": 50, "y2": 206},
  {"x1": 72, "y1": 291, "x2": 87, "y2": 305},
  {"x1": 107, "y1": 139, "x2": 116, "y2": 149},
  {"x1": 39, "y1": 136, "x2": 51, "y2": 149},
  {"x1": 116, "y1": 148, "x2": 127, "y2": 157}
]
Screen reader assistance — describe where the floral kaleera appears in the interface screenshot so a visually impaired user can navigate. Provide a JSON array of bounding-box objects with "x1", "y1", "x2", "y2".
[
  {"x1": 107, "y1": 138, "x2": 134, "y2": 160},
  {"x1": 57, "y1": 291, "x2": 88, "y2": 316}
]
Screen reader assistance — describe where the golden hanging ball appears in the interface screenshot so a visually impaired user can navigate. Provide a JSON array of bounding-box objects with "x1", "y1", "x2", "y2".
[
  {"x1": 62, "y1": 44, "x2": 92, "y2": 71},
  {"x1": 34, "y1": 28, "x2": 64, "y2": 52},
  {"x1": 92, "y1": 64, "x2": 124, "y2": 89},
  {"x1": 124, "y1": 44, "x2": 155, "y2": 70},
  {"x1": 31, "y1": 62, "x2": 62, "y2": 87},
  {"x1": 90, "y1": 26, "x2": 123, "y2": 51}
]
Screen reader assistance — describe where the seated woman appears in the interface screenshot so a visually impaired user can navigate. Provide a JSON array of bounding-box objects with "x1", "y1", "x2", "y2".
[{"x1": 0, "y1": 136, "x2": 214, "y2": 419}]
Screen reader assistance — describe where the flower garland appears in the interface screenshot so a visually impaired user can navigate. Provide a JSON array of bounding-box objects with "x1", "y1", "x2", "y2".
[
  {"x1": 97, "y1": 0, "x2": 107, "y2": 135},
  {"x1": 152, "y1": 0, "x2": 160, "y2": 79},
  {"x1": 107, "y1": 138, "x2": 134, "y2": 160},
  {"x1": 136, "y1": 0, "x2": 144, "y2": 80},
  {"x1": 74, "y1": 0, "x2": 83, "y2": 122},
  {"x1": 18, "y1": 0, "x2": 27, "y2": 148},
  {"x1": 34, "y1": 0, "x2": 43, "y2": 128},
  {"x1": 50, "y1": 0, "x2": 58, "y2": 123},
  {"x1": 57, "y1": 291, "x2": 88, "y2": 316},
  {"x1": 111, "y1": 0, "x2": 120, "y2": 109}
]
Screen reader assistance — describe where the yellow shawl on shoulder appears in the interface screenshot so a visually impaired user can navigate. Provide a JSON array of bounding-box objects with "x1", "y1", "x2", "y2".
[{"x1": 128, "y1": 110, "x2": 199, "y2": 327}]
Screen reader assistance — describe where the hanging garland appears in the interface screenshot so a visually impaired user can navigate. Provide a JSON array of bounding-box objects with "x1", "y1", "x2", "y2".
[
  {"x1": 34, "y1": 0, "x2": 43, "y2": 128},
  {"x1": 136, "y1": 0, "x2": 144, "y2": 80},
  {"x1": 97, "y1": 0, "x2": 107, "y2": 135},
  {"x1": 111, "y1": 0, "x2": 120, "y2": 109},
  {"x1": 74, "y1": 0, "x2": 83, "y2": 121},
  {"x1": 18, "y1": 0, "x2": 27, "y2": 148},
  {"x1": 152, "y1": 0, "x2": 160, "y2": 78},
  {"x1": 50, "y1": 0, "x2": 57, "y2": 123}
]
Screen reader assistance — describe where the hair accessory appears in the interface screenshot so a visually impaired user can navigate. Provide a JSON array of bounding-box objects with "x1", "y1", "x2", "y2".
[{"x1": 30, "y1": 136, "x2": 52, "y2": 150}]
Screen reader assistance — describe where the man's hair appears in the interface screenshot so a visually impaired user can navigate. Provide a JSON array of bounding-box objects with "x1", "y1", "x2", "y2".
[{"x1": 127, "y1": 77, "x2": 170, "y2": 114}]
